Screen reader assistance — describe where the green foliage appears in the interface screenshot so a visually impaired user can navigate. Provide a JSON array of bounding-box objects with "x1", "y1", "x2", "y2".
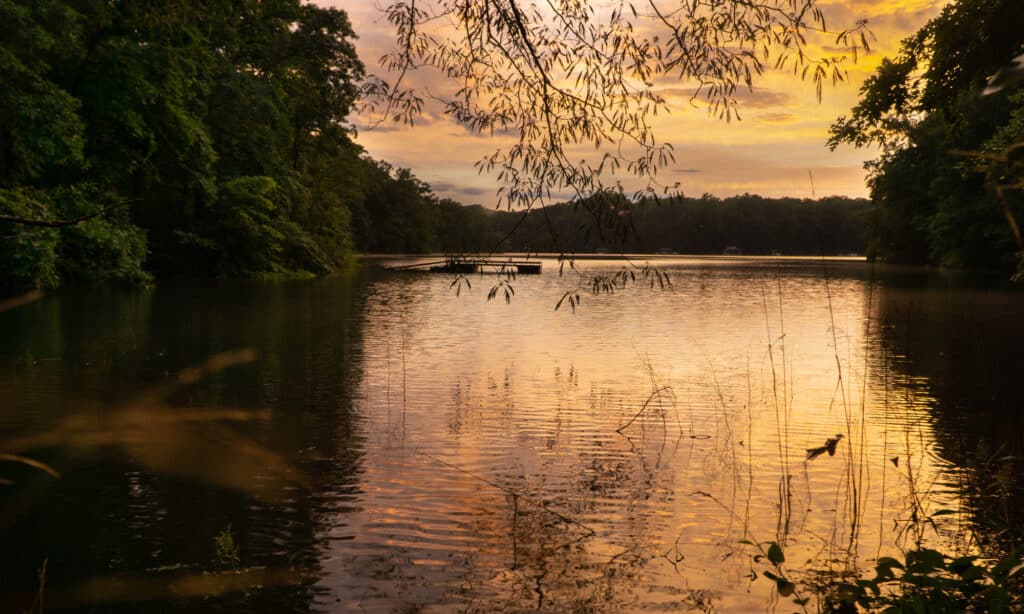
[
  {"x1": 0, "y1": 0, "x2": 85, "y2": 184},
  {"x1": 748, "y1": 538, "x2": 1024, "y2": 613},
  {"x1": 1, "y1": 0, "x2": 368, "y2": 286},
  {"x1": 212, "y1": 524, "x2": 241, "y2": 569},
  {"x1": 1, "y1": 185, "x2": 151, "y2": 289},
  {"x1": 829, "y1": 0, "x2": 1024, "y2": 271},
  {"x1": 752, "y1": 447, "x2": 1024, "y2": 613},
  {"x1": 58, "y1": 217, "x2": 150, "y2": 285},
  {"x1": 212, "y1": 177, "x2": 287, "y2": 276},
  {"x1": 0, "y1": 228, "x2": 59, "y2": 290},
  {"x1": 981, "y1": 92, "x2": 1024, "y2": 279},
  {"x1": 0, "y1": 189, "x2": 59, "y2": 289},
  {"x1": 355, "y1": 160, "x2": 439, "y2": 253},
  {"x1": 829, "y1": 548, "x2": 1024, "y2": 613}
]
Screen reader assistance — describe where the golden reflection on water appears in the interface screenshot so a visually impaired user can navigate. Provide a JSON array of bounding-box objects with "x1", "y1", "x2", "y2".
[
  {"x1": 2, "y1": 259, "x2": 1010, "y2": 612},
  {"x1": 319, "y1": 258, "x2": 962, "y2": 611}
]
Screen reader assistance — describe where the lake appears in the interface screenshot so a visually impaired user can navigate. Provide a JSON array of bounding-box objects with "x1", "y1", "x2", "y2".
[{"x1": 1, "y1": 256, "x2": 1022, "y2": 612}]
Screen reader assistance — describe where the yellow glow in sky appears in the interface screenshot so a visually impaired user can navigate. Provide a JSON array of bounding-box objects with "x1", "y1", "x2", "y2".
[{"x1": 325, "y1": 1, "x2": 949, "y2": 205}]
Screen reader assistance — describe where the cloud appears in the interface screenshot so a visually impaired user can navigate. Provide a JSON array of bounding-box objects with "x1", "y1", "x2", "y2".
[
  {"x1": 429, "y1": 181, "x2": 495, "y2": 200},
  {"x1": 447, "y1": 125, "x2": 520, "y2": 139},
  {"x1": 757, "y1": 112, "x2": 797, "y2": 124},
  {"x1": 657, "y1": 86, "x2": 795, "y2": 109},
  {"x1": 318, "y1": 0, "x2": 946, "y2": 207},
  {"x1": 353, "y1": 122, "x2": 411, "y2": 134},
  {"x1": 430, "y1": 181, "x2": 457, "y2": 192},
  {"x1": 820, "y1": 44, "x2": 863, "y2": 55},
  {"x1": 822, "y1": 0, "x2": 946, "y2": 18}
]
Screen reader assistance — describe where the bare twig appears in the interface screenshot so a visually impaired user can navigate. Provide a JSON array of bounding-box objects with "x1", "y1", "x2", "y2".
[
  {"x1": 617, "y1": 385, "x2": 673, "y2": 433},
  {"x1": 0, "y1": 453, "x2": 61, "y2": 479},
  {"x1": 0, "y1": 200, "x2": 134, "y2": 228}
]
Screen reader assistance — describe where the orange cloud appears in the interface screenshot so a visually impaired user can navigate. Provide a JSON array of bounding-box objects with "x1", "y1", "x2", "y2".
[{"x1": 323, "y1": 0, "x2": 948, "y2": 205}]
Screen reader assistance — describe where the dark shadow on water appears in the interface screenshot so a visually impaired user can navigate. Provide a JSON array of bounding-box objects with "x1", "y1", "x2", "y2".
[
  {"x1": 874, "y1": 268, "x2": 1024, "y2": 546},
  {"x1": 0, "y1": 271, "x2": 372, "y2": 612}
]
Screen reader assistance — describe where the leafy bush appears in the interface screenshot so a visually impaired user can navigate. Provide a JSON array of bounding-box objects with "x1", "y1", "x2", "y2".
[
  {"x1": 0, "y1": 188, "x2": 60, "y2": 290},
  {"x1": 830, "y1": 548, "x2": 1024, "y2": 613},
  {"x1": 58, "y1": 218, "x2": 150, "y2": 285}
]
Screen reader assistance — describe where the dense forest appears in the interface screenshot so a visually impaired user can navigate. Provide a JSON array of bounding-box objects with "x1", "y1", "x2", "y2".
[
  {"x1": 7, "y1": 0, "x2": 1015, "y2": 291},
  {"x1": 1, "y1": 0, "x2": 367, "y2": 288},
  {"x1": 488, "y1": 193, "x2": 867, "y2": 255},
  {"x1": 829, "y1": 0, "x2": 1024, "y2": 274}
]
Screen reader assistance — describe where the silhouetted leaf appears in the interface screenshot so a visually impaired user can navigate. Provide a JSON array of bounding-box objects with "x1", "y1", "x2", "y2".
[
  {"x1": 876, "y1": 557, "x2": 904, "y2": 571},
  {"x1": 906, "y1": 549, "x2": 945, "y2": 573},
  {"x1": 776, "y1": 578, "x2": 795, "y2": 597}
]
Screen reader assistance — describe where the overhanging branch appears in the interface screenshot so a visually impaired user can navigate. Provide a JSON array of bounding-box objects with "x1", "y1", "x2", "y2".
[{"x1": 0, "y1": 200, "x2": 134, "y2": 228}]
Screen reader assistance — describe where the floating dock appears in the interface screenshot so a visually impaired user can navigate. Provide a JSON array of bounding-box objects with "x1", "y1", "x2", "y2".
[{"x1": 389, "y1": 259, "x2": 543, "y2": 275}]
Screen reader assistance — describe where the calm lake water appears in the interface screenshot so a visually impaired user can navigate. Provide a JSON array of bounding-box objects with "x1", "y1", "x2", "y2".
[{"x1": 1, "y1": 256, "x2": 1022, "y2": 612}]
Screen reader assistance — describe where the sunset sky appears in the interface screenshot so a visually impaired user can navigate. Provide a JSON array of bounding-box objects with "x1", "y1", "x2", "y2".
[{"x1": 326, "y1": 1, "x2": 949, "y2": 205}]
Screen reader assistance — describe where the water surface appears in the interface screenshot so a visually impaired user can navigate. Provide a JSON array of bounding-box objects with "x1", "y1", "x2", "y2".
[{"x1": 1, "y1": 257, "x2": 1022, "y2": 612}]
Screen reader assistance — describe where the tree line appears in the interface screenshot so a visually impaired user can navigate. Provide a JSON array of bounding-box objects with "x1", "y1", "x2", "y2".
[{"x1": 486, "y1": 193, "x2": 867, "y2": 256}]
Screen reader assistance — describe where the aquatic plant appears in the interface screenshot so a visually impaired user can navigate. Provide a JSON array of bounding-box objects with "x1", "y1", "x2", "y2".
[
  {"x1": 213, "y1": 524, "x2": 241, "y2": 570},
  {"x1": 749, "y1": 538, "x2": 1024, "y2": 613}
]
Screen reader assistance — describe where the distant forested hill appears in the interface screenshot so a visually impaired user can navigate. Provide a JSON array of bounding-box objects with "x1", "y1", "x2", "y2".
[{"x1": 485, "y1": 193, "x2": 868, "y2": 256}]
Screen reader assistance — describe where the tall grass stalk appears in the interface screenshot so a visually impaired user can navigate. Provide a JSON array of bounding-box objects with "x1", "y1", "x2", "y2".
[
  {"x1": 743, "y1": 355, "x2": 755, "y2": 543},
  {"x1": 23, "y1": 558, "x2": 46, "y2": 614},
  {"x1": 699, "y1": 350, "x2": 750, "y2": 543},
  {"x1": 761, "y1": 277, "x2": 793, "y2": 543}
]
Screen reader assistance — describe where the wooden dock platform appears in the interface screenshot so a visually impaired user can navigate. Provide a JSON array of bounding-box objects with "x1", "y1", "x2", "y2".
[{"x1": 389, "y1": 258, "x2": 543, "y2": 275}]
